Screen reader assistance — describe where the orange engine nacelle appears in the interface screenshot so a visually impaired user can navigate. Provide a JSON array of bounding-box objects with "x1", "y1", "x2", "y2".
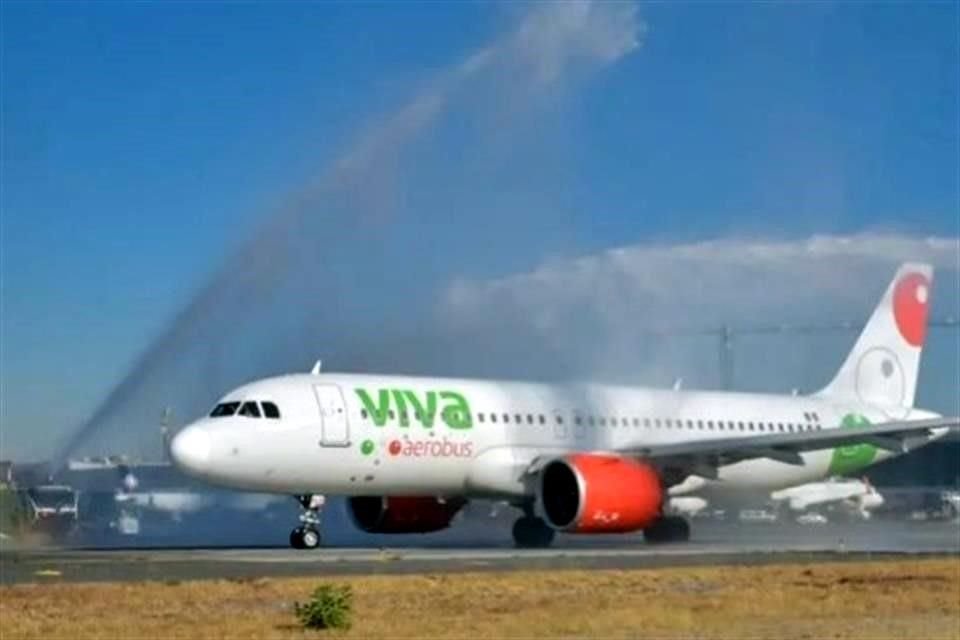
[
  {"x1": 537, "y1": 454, "x2": 663, "y2": 533},
  {"x1": 347, "y1": 496, "x2": 466, "y2": 534}
]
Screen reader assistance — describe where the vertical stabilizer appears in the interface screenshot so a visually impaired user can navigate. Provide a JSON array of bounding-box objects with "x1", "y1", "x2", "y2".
[{"x1": 817, "y1": 263, "x2": 933, "y2": 415}]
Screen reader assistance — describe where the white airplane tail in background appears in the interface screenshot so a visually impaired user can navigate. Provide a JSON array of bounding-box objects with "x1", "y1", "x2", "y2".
[{"x1": 817, "y1": 262, "x2": 933, "y2": 413}]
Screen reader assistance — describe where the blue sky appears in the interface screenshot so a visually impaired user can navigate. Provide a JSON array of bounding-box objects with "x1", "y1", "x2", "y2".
[{"x1": 2, "y1": 2, "x2": 958, "y2": 459}]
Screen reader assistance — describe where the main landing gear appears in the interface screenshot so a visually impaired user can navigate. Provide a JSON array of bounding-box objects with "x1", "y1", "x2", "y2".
[
  {"x1": 290, "y1": 494, "x2": 325, "y2": 550},
  {"x1": 643, "y1": 515, "x2": 691, "y2": 544},
  {"x1": 512, "y1": 505, "x2": 556, "y2": 549}
]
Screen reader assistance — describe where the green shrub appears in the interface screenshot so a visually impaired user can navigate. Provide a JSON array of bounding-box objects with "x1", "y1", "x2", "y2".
[{"x1": 294, "y1": 584, "x2": 353, "y2": 631}]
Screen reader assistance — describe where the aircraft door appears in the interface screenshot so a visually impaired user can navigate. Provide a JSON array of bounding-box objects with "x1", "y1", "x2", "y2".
[{"x1": 313, "y1": 384, "x2": 350, "y2": 447}]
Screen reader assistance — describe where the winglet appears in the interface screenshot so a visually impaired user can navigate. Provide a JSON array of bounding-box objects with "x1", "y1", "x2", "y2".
[{"x1": 311, "y1": 360, "x2": 323, "y2": 375}]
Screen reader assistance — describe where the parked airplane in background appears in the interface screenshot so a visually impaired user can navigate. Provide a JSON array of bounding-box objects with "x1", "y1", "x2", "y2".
[
  {"x1": 171, "y1": 263, "x2": 958, "y2": 549},
  {"x1": 770, "y1": 476, "x2": 884, "y2": 520}
]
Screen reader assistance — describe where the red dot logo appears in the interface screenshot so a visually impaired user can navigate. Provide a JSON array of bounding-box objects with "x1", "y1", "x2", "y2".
[
  {"x1": 388, "y1": 440, "x2": 402, "y2": 456},
  {"x1": 892, "y1": 273, "x2": 929, "y2": 347}
]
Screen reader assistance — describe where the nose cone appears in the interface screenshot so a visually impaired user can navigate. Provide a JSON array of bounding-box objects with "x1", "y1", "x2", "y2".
[{"x1": 170, "y1": 426, "x2": 211, "y2": 475}]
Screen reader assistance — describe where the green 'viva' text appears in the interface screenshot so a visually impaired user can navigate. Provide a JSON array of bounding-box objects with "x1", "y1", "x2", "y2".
[{"x1": 355, "y1": 388, "x2": 472, "y2": 429}]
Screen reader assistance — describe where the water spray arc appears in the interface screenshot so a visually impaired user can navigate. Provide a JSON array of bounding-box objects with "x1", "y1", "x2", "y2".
[{"x1": 52, "y1": 1, "x2": 646, "y2": 467}]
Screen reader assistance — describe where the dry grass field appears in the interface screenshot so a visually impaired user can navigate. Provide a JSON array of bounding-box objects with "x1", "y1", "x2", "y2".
[{"x1": 2, "y1": 558, "x2": 958, "y2": 639}]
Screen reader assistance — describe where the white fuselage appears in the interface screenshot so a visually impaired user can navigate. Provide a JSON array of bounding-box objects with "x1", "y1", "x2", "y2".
[
  {"x1": 770, "y1": 478, "x2": 884, "y2": 513},
  {"x1": 170, "y1": 372, "x2": 941, "y2": 499}
]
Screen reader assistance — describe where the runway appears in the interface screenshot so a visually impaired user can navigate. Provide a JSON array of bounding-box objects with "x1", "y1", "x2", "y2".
[{"x1": 2, "y1": 520, "x2": 958, "y2": 585}]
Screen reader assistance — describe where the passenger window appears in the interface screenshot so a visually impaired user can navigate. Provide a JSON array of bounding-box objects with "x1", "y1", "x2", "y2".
[
  {"x1": 556, "y1": 415, "x2": 564, "y2": 425},
  {"x1": 388, "y1": 410, "x2": 396, "y2": 420},
  {"x1": 539, "y1": 415, "x2": 545, "y2": 425},
  {"x1": 599, "y1": 417, "x2": 606, "y2": 427},
  {"x1": 239, "y1": 401, "x2": 261, "y2": 418},
  {"x1": 687, "y1": 420, "x2": 695, "y2": 429},
  {"x1": 478, "y1": 413, "x2": 485, "y2": 423},
  {"x1": 491, "y1": 413, "x2": 497, "y2": 423},
  {"x1": 503, "y1": 413, "x2": 510, "y2": 423},
  {"x1": 262, "y1": 402, "x2": 281, "y2": 419},
  {"x1": 210, "y1": 402, "x2": 240, "y2": 418},
  {"x1": 654, "y1": 419, "x2": 661, "y2": 428},
  {"x1": 575, "y1": 416, "x2": 582, "y2": 426},
  {"x1": 665, "y1": 419, "x2": 672, "y2": 428},
  {"x1": 643, "y1": 418, "x2": 650, "y2": 428},
  {"x1": 527, "y1": 414, "x2": 534, "y2": 425}
]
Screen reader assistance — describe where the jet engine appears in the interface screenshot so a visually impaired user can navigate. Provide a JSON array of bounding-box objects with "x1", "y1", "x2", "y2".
[
  {"x1": 347, "y1": 496, "x2": 466, "y2": 534},
  {"x1": 537, "y1": 454, "x2": 663, "y2": 533}
]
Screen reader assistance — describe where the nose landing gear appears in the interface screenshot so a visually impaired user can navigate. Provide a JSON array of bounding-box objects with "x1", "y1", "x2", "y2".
[{"x1": 290, "y1": 494, "x2": 325, "y2": 550}]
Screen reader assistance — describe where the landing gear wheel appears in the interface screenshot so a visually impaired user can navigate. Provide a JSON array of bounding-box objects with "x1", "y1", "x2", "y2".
[
  {"x1": 290, "y1": 526, "x2": 305, "y2": 549},
  {"x1": 290, "y1": 494, "x2": 326, "y2": 550},
  {"x1": 643, "y1": 516, "x2": 691, "y2": 544},
  {"x1": 512, "y1": 516, "x2": 556, "y2": 548},
  {"x1": 300, "y1": 527, "x2": 321, "y2": 549},
  {"x1": 289, "y1": 526, "x2": 322, "y2": 549}
]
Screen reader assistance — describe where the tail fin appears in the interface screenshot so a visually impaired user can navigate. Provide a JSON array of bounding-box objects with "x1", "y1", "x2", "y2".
[{"x1": 817, "y1": 262, "x2": 933, "y2": 413}]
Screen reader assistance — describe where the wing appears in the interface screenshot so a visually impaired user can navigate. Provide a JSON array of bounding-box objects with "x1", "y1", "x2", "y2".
[{"x1": 616, "y1": 416, "x2": 959, "y2": 480}]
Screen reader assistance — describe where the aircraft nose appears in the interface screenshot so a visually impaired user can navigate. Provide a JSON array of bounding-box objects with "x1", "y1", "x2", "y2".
[{"x1": 170, "y1": 426, "x2": 211, "y2": 474}]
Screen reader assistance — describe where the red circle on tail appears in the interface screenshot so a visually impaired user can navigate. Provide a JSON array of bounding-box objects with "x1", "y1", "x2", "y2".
[{"x1": 892, "y1": 272, "x2": 929, "y2": 347}]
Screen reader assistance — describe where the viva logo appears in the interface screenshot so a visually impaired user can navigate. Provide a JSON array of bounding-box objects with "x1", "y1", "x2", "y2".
[
  {"x1": 828, "y1": 413, "x2": 877, "y2": 475},
  {"x1": 355, "y1": 388, "x2": 472, "y2": 429}
]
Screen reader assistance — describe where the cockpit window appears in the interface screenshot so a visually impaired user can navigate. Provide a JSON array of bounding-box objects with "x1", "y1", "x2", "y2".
[
  {"x1": 262, "y1": 402, "x2": 281, "y2": 419},
  {"x1": 239, "y1": 401, "x2": 261, "y2": 418},
  {"x1": 210, "y1": 402, "x2": 240, "y2": 417}
]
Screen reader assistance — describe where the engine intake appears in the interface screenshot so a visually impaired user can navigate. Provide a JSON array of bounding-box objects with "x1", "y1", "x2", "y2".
[
  {"x1": 347, "y1": 496, "x2": 465, "y2": 534},
  {"x1": 538, "y1": 455, "x2": 663, "y2": 533}
]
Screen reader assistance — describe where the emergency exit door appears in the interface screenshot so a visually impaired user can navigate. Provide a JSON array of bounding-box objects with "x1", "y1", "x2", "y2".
[{"x1": 313, "y1": 384, "x2": 350, "y2": 447}]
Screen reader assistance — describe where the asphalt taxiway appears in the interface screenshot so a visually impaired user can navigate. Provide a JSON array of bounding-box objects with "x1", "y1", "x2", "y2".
[{"x1": 2, "y1": 520, "x2": 957, "y2": 585}]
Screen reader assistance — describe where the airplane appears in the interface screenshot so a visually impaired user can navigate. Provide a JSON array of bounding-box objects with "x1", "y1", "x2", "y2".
[
  {"x1": 666, "y1": 496, "x2": 710, "y2": 518},
  {"x1": 770, "y1": 476, "x2": 884, "y2": 520},
  {"x1": 170, "y1": 263, "x2": 959, "y2": 549}
]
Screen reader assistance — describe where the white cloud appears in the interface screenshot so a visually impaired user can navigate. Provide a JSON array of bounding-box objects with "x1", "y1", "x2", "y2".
[
  {"x1": 444, "y1": 233, "x2": 958, "y2": 322},
  {"x1": 439, "y1": 233, "x2": 959, "y2": 389}
]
